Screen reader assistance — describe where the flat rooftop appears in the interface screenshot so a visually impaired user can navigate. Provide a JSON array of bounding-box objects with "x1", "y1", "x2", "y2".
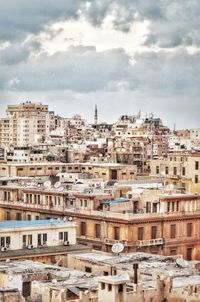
[
  {"x1": 0, "y1": 244, "x2": 89, "y2": 260},
  {"x1": 70, "y1": 251, "x2": 200, "y2": 279},
  {"x1": 0, "y1": 219, "x2": 74, "y2": 229},
  {"x1": 102, "y1": 198, "x2": 129, "y2": 205}
]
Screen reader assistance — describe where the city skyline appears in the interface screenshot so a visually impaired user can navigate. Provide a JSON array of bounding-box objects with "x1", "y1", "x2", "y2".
[{"x1": 0, "y1": 1, "x2": 200, "y2": 129}]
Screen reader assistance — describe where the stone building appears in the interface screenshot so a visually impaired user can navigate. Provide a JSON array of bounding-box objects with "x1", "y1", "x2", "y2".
[
  {"x1": 0, "y1": 181, "x2": 200, "y2": 259},
  {"x1": 149, "y1": 151, "x2": 200, "y2": 193}
]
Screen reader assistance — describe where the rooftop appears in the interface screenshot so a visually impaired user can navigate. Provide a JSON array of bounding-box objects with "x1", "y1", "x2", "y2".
[
  {"x1": 102, "y1": 198, "x2": 129, "y2": 205},
  {"x1": 0, "y1": 219, "x2": 74, "y2": 229}
]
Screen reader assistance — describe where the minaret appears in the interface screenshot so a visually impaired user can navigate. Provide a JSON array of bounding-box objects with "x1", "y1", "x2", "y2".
[{"x1": 94, "y1": 104, "x2": 98, "y2": 126}]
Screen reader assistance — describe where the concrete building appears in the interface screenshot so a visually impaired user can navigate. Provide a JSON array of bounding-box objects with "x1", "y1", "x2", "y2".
[
  {"x1": 149, "y1": 151, "x2": 200, "y2": 193},
  {"x1": 0, "y1": 253, "x2": 200, "y2": 301},
  {"x1": 1, "y1": 180, "x2": 200, "y2": 259},
  {"x1": 0, "y1": 219, "x2": 90, "y2": 263},
  {"x1": 0, "y1": 101, "x2": 50, "y2": 147},
  {"x1": 0, "y1": 219, "x2": 76, "y2": 251},
  {"x1": 0, "y1": 162, "x2": 137, "y2": 181},
  {"x1": 68, "y1": 251, "x2": 200, "y2": 302}
]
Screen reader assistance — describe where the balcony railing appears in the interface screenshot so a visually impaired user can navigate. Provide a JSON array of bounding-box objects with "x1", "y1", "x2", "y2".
[
  {"x1": 104, "y1": 238, "x2": 134, "y2": 246},
  {"x1": 136, "y1": 238, "x2": 164, "y2": 247},
  {"x1": 1, "y1": 200, "x2": 200, "y2": 222}
]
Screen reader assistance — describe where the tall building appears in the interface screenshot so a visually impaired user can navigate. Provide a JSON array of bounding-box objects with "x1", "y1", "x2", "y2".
[{"x1": 0, "y1": 101, "x2": 50, "y2": 147}]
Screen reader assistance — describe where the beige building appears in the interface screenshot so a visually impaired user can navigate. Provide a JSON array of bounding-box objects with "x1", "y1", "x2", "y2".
[
  {"x1": 0, "y1": 101, "x2": 50, "y2": 147},
  {"x1": 149, "y1": 151, "x2": 200, "y2": 193},
  {"x1": 0, "y1": 162, "x2": 137, "y2": 181},
  {"x1": 1, "y1": 181, "x2": 200, "y2": 259}
]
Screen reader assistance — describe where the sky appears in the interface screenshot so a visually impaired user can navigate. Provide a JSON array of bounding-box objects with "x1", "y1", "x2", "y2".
[{"x1": 0, "y1": 0, "x2": 199, "y2": 129}]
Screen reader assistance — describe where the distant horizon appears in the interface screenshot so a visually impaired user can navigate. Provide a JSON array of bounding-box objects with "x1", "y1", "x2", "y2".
[
  {"x1": 0, "y1": 1, "x2": 199, "y2": 130},
  {"x1": 0, "y1": 99, "x2": 199, "y2": 131}
]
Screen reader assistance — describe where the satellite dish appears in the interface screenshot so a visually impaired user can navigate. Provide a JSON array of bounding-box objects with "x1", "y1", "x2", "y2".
[
  {"x1": 58, "y1": 187, "x2": 64, "y2": 191},
  {"x1": 166, "y1": 184, "x2": 174, "y2": 191},
  {"x1": 54, "y1": 181, "x2": 61, "y2": 189},
  {"x1": 44, "y1": 180, "x2": 51, "y2": 188},
  {"x1": 111, "y1": 243, "x2": 124, "y2": 255}
]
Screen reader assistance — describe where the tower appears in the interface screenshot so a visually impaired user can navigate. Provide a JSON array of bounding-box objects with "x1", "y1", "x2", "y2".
[{"x1": 94, "y1": 104, "x2": 98, "y2": 125}]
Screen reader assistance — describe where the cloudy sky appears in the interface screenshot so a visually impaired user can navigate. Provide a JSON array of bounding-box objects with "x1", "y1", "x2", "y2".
[{"x1": 0, "y1": 0, "x2": 199, "y2": 129}]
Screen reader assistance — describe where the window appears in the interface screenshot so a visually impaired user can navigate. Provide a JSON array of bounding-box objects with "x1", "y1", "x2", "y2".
[
  {"x1": 108, "y1": 284, "x2": 112, "y2": 291},
  {"x1": 151, "y1": 226, "x2": 157, "y2": 239},
  {"x1": 187, "y1": 223, "x2": 192, "y2": 237},
  {"x1": 170, "y1": 224, "x2": 176, "y2": 239},
  {"x1": 43, "y1": 233, "x2": 47, "y2": 243},
  {"x1": 170, "y1": 249, "x2": 177, "y2": 255},
  {"x1": 38, "y1": 234, "x2": 41, "y2": 246},
  {"x1": 23, "y1": 235, "x2": 26, "y2": 246},
  {"x1": 173, "y1": 167, "x2": 177, "y2": 176},
  {"x1": 6, "y1": 237, "x2": 10, "y2": 246},
  {"x1": 101, "y1": 283, "x2": 105, "y2": 290},
  {"x1": 182, "y1": 167, "x2": 185, "y2": 176},
  {"x1": 153, "y1": 203, "x2": 157, "y2": 213},
  {"x1": 165, "y1": 167, "x2": 169, "y2": 175},
  {"x1": 95, "y1": 224, "x2": 101, "y2": 238},
  {"x1": 6, "y1": 211, "x2": 10, "y2": 220},
  {"x1": 156, "y1": 166, "x2": 159, "y2": 174},
  {"x1": 146, "y1": 202, "x2": 151, "y2": 213},
  {"x1": 114, "y1": 227, "x2": 120, "y2": 240},
  {"x1": 27, "y1": 214, "x2": 31, "y2": 220},
  {"x1": 59, "y1": 232, "x2": 63, "y2": 240},
  {"x1": 118, "y1": 284, "x2": 123, "y2": 293},
  {"x1": 28, "y1": 235, "x2": 32, "y2": 245},
  {"x1": 138, "y1": 227, "x2": 144, "y2": 241},
  {"x1": 195, "y1": 175, "x2": 198, "y2": 184},
  {"x1": 0, "y1": 237, "x2": 5, "y2": 247},
  {"x1": 85, "y1": 266, "x2": 92, "y2": 273},
  {"x1": 80, "y1": 222, "x2": 86, "y2": 236},
  {"x1": 195, "y1": 161, "x2": 199, "y2": 170},
  {"x1": 187, "y1": 247, "x2": 193, "y2": 260},
  {"x1": 16, "y1": 212, "x2": 22, "y2": 220}
]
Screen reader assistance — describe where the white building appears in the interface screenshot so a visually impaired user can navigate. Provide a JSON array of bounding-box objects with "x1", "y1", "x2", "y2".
[{"x1": 0, "y1": 219, "x2": 76, "y2": 251}]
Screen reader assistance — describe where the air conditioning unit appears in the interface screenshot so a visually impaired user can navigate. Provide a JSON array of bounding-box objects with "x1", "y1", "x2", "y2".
[
  {"x1": 63, "y1": 241, "x2": 69, "y2": 246},
  {"x1": 1, "y1": 247, "x2": 7, "y2": 252},
  {"x1": 27, "y1": 245, "x2": 34, "y2": 249}
]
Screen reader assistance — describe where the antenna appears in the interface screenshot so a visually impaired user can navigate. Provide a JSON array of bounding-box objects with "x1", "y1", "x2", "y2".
[
  {"x1": 111, "y1": 243, "x2": 124, "y2": 256},
  {"x1": 54, "y1": 181, "x2": 61, "y2": 189}
]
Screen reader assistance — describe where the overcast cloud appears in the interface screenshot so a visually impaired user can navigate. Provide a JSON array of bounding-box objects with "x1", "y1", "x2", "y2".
[{"x1": 0, "y1": 0, "x2": 199, "y2": 128}]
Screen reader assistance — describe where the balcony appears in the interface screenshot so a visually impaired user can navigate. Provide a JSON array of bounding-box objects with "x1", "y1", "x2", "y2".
[
  {"x1": 136, "y1": 238, "x2": 164, "y2": 247},
  {"x1": 104, "y1": 238, "x2": 134, "y2": 246}
]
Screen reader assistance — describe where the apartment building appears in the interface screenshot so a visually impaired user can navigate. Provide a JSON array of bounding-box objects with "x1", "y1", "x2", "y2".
[
  {"x1": 0, "y1": 219, "x2": 76, "y2": 251},
  {"x1": 0, "y1": 101, "x2": 50, "y2": 147},
  {"x1": 149, "y1": 151, "x2": 200, "y2": 193},
  {"x1": 0, "y1": 181, "x2": 200, "y2": 260},
  {"x1": 0, "y1": 162, "x2": 137, "y2": 181}
]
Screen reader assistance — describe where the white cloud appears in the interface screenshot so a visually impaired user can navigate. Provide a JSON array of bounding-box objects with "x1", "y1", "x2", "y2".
[{"x1": 37, "y1": 18, "x2": 149, "y2": 56}]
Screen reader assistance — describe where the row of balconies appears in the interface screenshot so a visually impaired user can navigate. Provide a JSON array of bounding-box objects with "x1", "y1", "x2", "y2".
[{"x1": 103, "y1": 238, "x2": 164, "y2": 247}]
